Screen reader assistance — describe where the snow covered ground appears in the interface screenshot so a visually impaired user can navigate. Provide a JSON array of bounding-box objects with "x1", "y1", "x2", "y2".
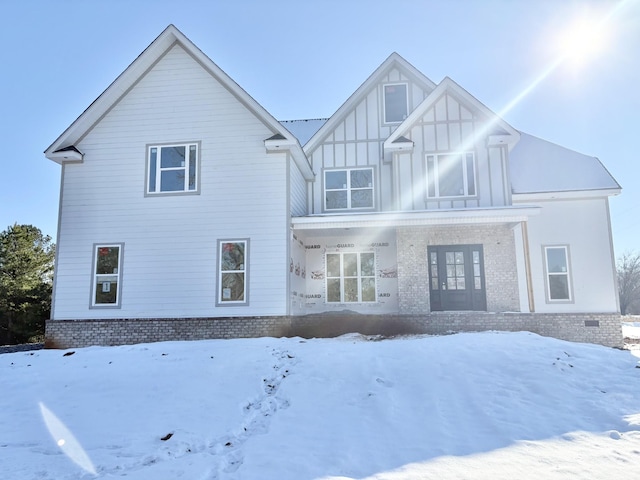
[{"x1": 2, "y1": 330, "x2": 640, "y2": 480}]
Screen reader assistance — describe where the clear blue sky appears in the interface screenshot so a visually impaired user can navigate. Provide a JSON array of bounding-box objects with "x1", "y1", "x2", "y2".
[{"x1": 1, "y1": 0, "x2": 638, "y2": 255}]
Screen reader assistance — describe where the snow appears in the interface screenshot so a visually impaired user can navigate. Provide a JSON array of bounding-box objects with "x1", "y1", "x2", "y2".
[{"x1": 2, "y1": 331, "x2": 639, "y2": 480}]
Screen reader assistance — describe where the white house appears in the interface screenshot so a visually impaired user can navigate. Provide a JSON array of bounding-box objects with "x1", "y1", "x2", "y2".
[{"x1": 44, "y1": 25, "x2": 622, "y2": 348}]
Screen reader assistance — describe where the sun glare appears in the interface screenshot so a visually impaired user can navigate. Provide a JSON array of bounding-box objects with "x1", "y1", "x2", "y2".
[{"x1": 557, "y1": 16, "x2": 610, "y2": 67}]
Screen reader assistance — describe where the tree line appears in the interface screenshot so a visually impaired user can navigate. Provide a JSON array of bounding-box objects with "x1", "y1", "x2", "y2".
[{"x1": 1, "y1": 223, "x2": 640, "y2": 345}]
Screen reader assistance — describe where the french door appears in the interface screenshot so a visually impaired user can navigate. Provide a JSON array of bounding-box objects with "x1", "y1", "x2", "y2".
[{"x1": 428, "y1": 245, "x2": 486, "y2": 311}]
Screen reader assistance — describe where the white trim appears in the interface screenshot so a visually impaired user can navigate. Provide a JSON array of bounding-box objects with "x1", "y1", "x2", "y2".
[
  {"x1": 543, "y1": 245, "x2": 573, "y2": 303},
  {"x1": 323, "y1": 167, "x2": 375, "y2": 212},
  {"x1": 216, "y1": 239, "x2": 249, "y2": 306},
  {"x1": 146, "y1": 142, "x2": 200, "y2": 195},
  {"x1": 425, "y1": 152, "x2": 477, "y2": 199},
  {"x1": 326, "y1": 251, "x2": 377, "y2": 303},
  {"x1": 513, "y1": 189, "x2": 621, "y2": 201},
  {"x1": 292, "y1": 205, "x2": 541, "y2": 230},
  {"x1": 90, "y1": 243, "x2": 124, "y2": 308}
]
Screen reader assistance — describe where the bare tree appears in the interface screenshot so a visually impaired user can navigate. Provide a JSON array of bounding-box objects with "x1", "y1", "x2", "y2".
[{"x1": 617, "y1": 251, "x2": 640, "y2": 315}]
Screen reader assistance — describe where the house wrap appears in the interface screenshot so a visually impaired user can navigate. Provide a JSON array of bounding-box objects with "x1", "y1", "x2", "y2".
[{"x1": 44, "y1": 25, "x2": 622, "y2": 348}]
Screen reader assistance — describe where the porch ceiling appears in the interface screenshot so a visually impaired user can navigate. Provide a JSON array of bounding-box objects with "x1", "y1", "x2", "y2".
[{"x1": 291, "y1": 206, "x2": 541, "y2": 230}]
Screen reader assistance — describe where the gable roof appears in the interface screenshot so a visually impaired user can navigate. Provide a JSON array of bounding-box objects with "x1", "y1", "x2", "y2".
[
  {"x1": 304, "y1": 52, "x2": 437, "y2": 154},
  {"x1": 509, "y1": 132, "x2": 621, "y2": 195},
  {"x1": 384, "y1": 76, "x2": 520, "y2": 152},
  {"x1": 45, "y1": 25, "x2": 313, "y2": 180}
]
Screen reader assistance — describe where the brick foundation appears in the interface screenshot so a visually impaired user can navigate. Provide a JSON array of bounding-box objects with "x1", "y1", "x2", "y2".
[{"x1": 45, "y1": 312, "x2": 623, "y2": 349}]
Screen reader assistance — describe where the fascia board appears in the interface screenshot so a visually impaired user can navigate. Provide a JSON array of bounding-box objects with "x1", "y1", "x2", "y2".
[
  {"x1": 292, "y1": 205, "x2": 541, "y2": 230},
  {"x1": 304, "y1": 52, "x2": 437, "y2": 155},
  {"x1": 512, "y1": 188, "x2": 621, "y2": 201}
]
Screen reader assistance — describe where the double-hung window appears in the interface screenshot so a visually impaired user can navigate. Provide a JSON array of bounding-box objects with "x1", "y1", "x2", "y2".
[
  {"x1": 426, "y1": 152, "x2": 476, "y2": 198},
  {"x1": 217, "y1": 239, "x2": 248, "y2": 305},
  {"x1": 326, "y1": 252, "x2": 376, "y2": 303},
  {"x1": 324, "y1": 167, "x2": 374, "y2": 211},
  {"x1": 383, "y1": 83, "x2": 408, "y2": 123},
  {"x1": 147, "y1": 143, "x2": 199, "y2": 194},
  {"x1": 544, "y1": 246, "x2": 572, "y2": 302},
  {"x1": 91, "y1": 244, "x2": 123, "y2": 307}
]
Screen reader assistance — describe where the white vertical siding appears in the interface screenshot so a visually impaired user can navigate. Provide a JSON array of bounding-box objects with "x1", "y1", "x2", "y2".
[
  {"x1": 306, "y1": 67, "x2": 431, "y2": 213},
  {"x1": 53, "y1": 45, "x2": 289, "y2": 320}
]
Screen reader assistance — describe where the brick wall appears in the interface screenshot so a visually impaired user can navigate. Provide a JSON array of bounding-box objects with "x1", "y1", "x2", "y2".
[
  {"x1": 396, "y1": 225, "x2": 520, "y2": 313},
  {"x1": 45, "y1": 312, "x2": 623, "y2": 349}
]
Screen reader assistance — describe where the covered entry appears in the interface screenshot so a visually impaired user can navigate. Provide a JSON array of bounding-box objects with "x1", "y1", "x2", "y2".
[{"x1": 428, "y1": 245, "x2": 487, "y2": 311}]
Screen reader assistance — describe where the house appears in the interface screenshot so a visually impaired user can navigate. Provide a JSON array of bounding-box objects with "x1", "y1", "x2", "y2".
[{"x1": 44, "y1": 25, "x2": 622, "y2": 348}]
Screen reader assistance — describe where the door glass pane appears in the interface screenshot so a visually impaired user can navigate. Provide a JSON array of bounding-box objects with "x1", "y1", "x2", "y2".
[
  {"x1": 447, "y1": 278, "x2": 457, "y2": 290},
  {"x1": 456, "y1": 278, "x2": 466, "y2": 289},
  {"x1": 473, "y1": 264, "x2": 480, "y2": 277},
  {"x1": 473, "y1": 250, "x2": 480, "y2": 264},
  {"x1": 431, "y1": 265, "x2": 438, "y2": 277},
  {"x1": 474, "y1": 277, "x2": 481, "y2": 289},
  {"x1": 430, "y1": 251, "x2": 438, "y2": 265},
  {"x1": 446, "y1": 252, "x2": 454, "y2": 264},
  {"x1": 456, "y1": 265, "x2": 465, "y2": 277},
  {"x1": 455, "y1": 252, "x2": 464, "y2": 264},
  {"x1": 343, "y1": 253, "x2": 358, "y2": 277},
  {"x1": 446, "y1": 264, "x2": 455, "y2": 277},
  {"x1": 432, "y1": 278, "x2": 439, "y2": 290}
]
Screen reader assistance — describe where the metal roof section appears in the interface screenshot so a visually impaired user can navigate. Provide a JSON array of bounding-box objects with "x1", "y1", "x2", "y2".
[
  {"x1": 279, "y1": 119, "x2": 327, "y2": 146},
  {"x1": 45, "y1": 25, "x2": 314, "y2": 179},
  {"x1": 510, "y1": 132, "x2": 621, "y2": 195},
  {"x1": 304, "y1": 52, "x2": 438, "y2": 155}
]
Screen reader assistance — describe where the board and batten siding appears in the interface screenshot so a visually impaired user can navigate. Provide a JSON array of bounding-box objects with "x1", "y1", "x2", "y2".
[
  {"x1": 514, "y1": 196, "x2": 619, "y2": 313},
  {"x1": 307, "y1": 68, "x2": 431, "y2": 214},
  {"x1": 52, "y1": 44, "x2": 290, "y2": 320},
  {"x1": 395, "y1": 93, "x2": 511, "y2": 211}
]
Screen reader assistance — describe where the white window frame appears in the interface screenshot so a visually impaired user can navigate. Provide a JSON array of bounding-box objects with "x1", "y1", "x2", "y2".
[
  {"x1": 146, "y1": 142, "x2": 200, "y2": 195},
  {"x1": 324, "y1": 167, "x2": 375, "y2": 211},
  {"x1": 216, "y1": 239, "x2": 249, "y2": 306},
  {"x1": 326, "y1": 252, "x2": 377, "y2": 303},
  {"x1": 90, "y1": 243, "x2": 123, "y2": 308},
  {"x1": 543, "y1": 245, "x2": 573, "y2": 303},
  {"x1": 383, "y1": 83, "x2": 409, "y2": 124},
  {"x1": 425, "y1": 152, "x2": 477, "y2": 199}
]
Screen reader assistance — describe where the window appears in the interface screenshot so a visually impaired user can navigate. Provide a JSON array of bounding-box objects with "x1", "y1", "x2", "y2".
[
  {"x1": 426, "y1": 152, "x2": 476, "y2": 198},
  {"x1": 91, "y1": 244, "x2": 123, "y2": 307},
  {"x1": 544, "y1": 246, "x2": 572, "y2": 301},
  {"x1": 217, "y1": 239, "x2": 248, "y2": 305},
  {"x1": 147, "y1": 143, "x2": 199, "y2": 194},
  {"x1": 383, "y1": 83, "x2": 408, "y2": 123},
  {"x1": 326, "y1": 252, "x2": 376, "y2": 303},
  {"x1": 324, "y1": 168, "x2": 374, "y2": 210}
]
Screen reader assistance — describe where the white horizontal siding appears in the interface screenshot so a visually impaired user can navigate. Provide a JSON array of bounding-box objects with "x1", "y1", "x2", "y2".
[
  {"x1": 53, "y1": 45, "x2": 289, "y2": 320},
  {"x1": 290, "y1": 154, "x2": 307, "y2": 216}
]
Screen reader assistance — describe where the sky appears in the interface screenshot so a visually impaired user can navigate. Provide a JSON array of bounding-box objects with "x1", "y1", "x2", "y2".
[
  {"x1": 2, "y1": 331, "x2": 640, "y2": 478},
  {"x1": 1, "y1": 0, "x2": 639, "y2": 255}
]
